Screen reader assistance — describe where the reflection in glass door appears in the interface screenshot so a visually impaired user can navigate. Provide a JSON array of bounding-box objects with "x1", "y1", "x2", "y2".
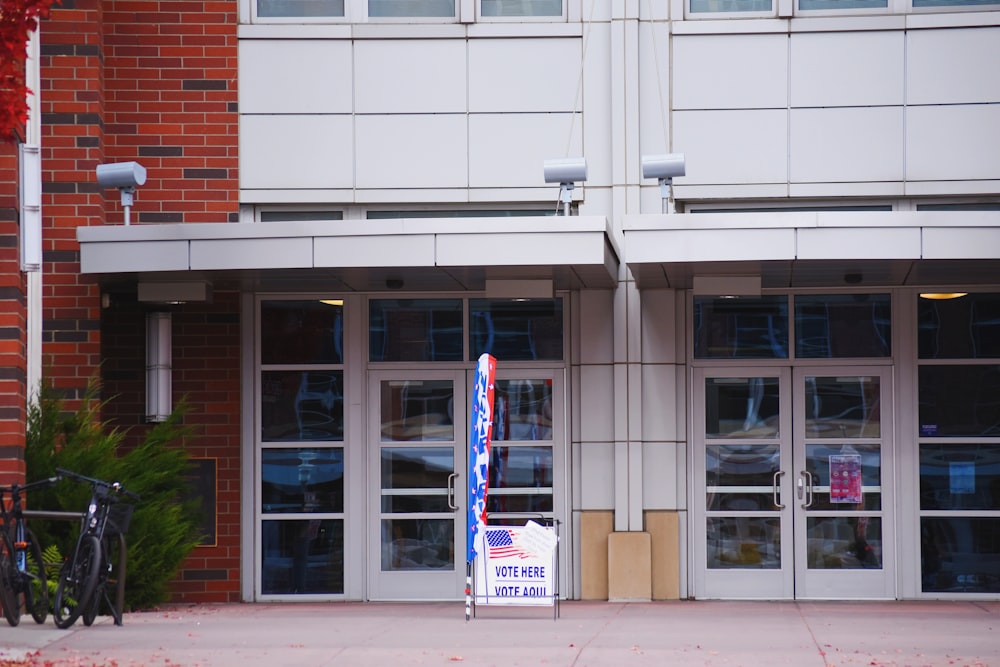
[
  {"x1": 794, "y1": 368, "x2": 894, "y2": 598},
  {"x1": 368, "y1": 372, "x2": 466, "y2": 600},
  {"x1": 693, "y1": 367, "x2": 894, "y2": 599}
]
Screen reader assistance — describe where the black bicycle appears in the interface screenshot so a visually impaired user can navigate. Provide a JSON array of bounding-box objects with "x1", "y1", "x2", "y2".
[
  {"x1": 53, "y1": 468, "x2": 139, "y2": 629},
  {"x1": 0, "y1": 476, "x2": 59, "y2": 626}
]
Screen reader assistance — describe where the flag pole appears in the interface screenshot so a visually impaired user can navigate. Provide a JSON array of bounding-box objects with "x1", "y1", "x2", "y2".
[{"x1": 465, "y1": 561, "x2": 473, "y2": 622}]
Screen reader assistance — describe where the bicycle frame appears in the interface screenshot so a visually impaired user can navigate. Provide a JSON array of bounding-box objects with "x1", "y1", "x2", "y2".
[
  {"x1": 54, "y1": 468, "x2": 139, "y2": 629},
  {"x1": 0, "y1": 476, "x2": 59, "y2": 626}
]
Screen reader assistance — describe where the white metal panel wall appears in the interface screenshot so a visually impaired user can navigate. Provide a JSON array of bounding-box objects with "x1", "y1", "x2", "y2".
[
  {"x1": 355, "y1": 114, "x2": 469, "y2": 189},
  {"x1": 239, "y1": 40, "x2": 353, "y2": 114},
  {"x1": 468, "y1": 38, "x2": 581, "y2": 112},
  {"x1": 673, "y1": 109, "x2": 788, "y2": 185},
  {"x1": 355, "y1": 40, "x2": 467, "y2": 113},
  {"x1": 906, "y1": 27, "x2": 1000, "y2": 105},
  {"x1": 790, "y1": 107, "x2": 904, "y2": 184},
  {"x1": 469, "y1": 113, "x2": 583, "y2": 188},
  {"x1": 790, "y1": 31, "x2": 903, "y2": 108},
  {"x1": 906, "y1": 105, "x2": 1000, "y2": 182},
  {"x1": 673, "y1": 34, "x2": 788, "y2": 110},
  {"x1": 240, "y1": 115, "x2": 355, "y2": 189}
]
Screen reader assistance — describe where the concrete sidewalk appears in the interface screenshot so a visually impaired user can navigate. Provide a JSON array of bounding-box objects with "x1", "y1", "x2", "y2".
[{"x1": 0, "y1": 600, "x2": 997, "y2": 667}]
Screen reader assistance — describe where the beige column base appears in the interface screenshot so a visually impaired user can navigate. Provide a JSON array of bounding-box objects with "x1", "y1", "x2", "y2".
[{"x1": 608, "y1": 531, "x2": 651, "y2": 601}]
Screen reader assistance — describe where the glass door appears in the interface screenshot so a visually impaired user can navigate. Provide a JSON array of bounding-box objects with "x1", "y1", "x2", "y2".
[
  {"x1": 693, "y1": 366, "x2": 895, "y2": 599},
  {"x1": 793, "y1": 367, "x2": 895, "y2": 598},
  {"x1": 368, "y1": 370, "x2": 467, "y2": 600},
  {"x1": 693, "y1": 368, "x2": 794, "y2": 599}
]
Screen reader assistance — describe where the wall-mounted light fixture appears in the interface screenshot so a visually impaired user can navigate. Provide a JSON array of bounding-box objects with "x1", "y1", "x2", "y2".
[
  {"x1": 543, "y1": 157, "x2": 587, "y2": 216},
  {"x1": 96, "y1": 161, "x2": 146, "y2": 225},
  {"x1": 642, "y1": 153, "x2": 686, "y2": 214},
  {"x1": 146, "y1": 311, "x2": 172, "y2": 423}
]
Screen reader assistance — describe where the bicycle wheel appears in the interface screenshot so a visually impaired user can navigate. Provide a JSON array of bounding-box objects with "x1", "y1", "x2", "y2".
[
  {"x1": 0, "y1": 537, "x2": 21, "y2": 627},
  {"x1": 54, "y1": 534, "x2": 100, "y2": 629},
  {"x1": 25, "y1": 529, "x2": 48, "y2": 624},
  {"x1": 82, "y1": 588, "x2": 100, "y2": 627}
]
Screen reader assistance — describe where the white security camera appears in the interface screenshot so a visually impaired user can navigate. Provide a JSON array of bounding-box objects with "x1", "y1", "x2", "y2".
[
  {"x1": 96, "y1": 161, "x2": 147, "y2": 224},
  {"x1": 543, "y1": 157, "x2": 587, "y2": 184},
  {"x1": 641, "y1": 153, "x2": 686, "y2": 180},
  {"x1": 96, "y1": 161, "x2": 147, "y2": 189}
]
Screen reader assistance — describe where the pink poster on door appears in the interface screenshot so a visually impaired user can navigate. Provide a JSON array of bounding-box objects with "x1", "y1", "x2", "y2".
[{"x1": 829, "y1": 454, "x2": 863, "y2": 504}]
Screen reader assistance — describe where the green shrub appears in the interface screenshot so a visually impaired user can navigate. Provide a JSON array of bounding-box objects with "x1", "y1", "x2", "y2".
[{"x1": 25, "y1": 381, "x2": 204, "y2": 611}]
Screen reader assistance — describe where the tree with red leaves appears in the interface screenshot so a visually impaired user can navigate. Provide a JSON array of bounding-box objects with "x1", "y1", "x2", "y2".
[{"x1": 0, "y1": 0, "x2": 58, "y2": 143}]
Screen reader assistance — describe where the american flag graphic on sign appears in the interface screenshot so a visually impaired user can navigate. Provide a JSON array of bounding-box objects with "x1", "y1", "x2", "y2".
[{"x1": 486, "y1": 527, "x2": 532, "y2": 559}]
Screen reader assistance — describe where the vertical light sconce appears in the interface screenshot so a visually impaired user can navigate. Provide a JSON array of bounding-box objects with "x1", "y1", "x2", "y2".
[
  {"x1": 146, "y1": 311, "x2": 172, "y2": 422},
  {"x1": 19, "y1": 144, "x2": 42, "y2": 272}
]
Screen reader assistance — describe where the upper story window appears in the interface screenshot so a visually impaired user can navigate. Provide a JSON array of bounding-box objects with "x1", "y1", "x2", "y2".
[
  {"x1": 251, "y1": 0, "x2": 565, "y2": 21},
  {"x1": 688, "y1": 0, "x2": 997, "y2": 16}
]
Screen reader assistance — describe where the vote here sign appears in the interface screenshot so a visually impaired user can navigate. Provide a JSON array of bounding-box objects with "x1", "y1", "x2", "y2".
[{"x1": 475, "y1": 525, "x2": 555, "y2": 607}]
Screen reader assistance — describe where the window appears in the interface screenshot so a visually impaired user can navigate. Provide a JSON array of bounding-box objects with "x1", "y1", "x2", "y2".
[
  {"x1": 794, "y1": 294, "x2": 891, "y2": 358},
  {"x1": 469, "y1": 299, "x2": 564, "y2": 361},
  {"x1": 252, "y1": 0, "x2": 565, "y2": 20},
  {"x1": 257, "y1": 0, "x2": 344, "y2": 16},
  {"x1": 918, "y1": 293, "x2": 1000, "y2": 593},
  {"x1": 481, "y1": 0, "x2": 562, "y2": 15},
  {"x1": 694, "y1": 296, "x2": 789, "y2": 359},
  {"x1": 260, "y1": 211, "x2": 344, "y2": 222},
  {"x1": 369, "y1": 299, "x2": 464, "y2": 362},
  {"x1": 690, "y1": 0, "x2": 771, "y2": 12},
  {"x1": 259, "y1": 299, "x2": 346, "y2": 596}
]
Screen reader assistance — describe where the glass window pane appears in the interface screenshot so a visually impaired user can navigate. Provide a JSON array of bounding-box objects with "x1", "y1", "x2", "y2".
[
  {"x1": 494, "y1": 380, "x2": 553, "y2": 441},
  {"x1": 486, "y1": 494, "x2": 553, "y2": 514},
  {"x1": 370, "y1": 299, "x2": 463, "y2": 362},
  {"x1": 262, "y1": 448, "x2": 344, "y2": 513},
  {"x1": 257, "y1": 0, "x2": 345, "y2": 16},
  {"x1": 804, "y1": 376, "x2": 881, "y2": 438},
  {"x1": 804, "y1": 443, "x2": 882, "y2": 511},
  {"x1": 694, "y1": 297, "x2": 789, "y2": 359},
  {"x1": 690, "y1": 0, "x2": 771, "y2": 11},
  {"x1": 922, "y1": 517, "x2": 1000, "y2": 593},
  {"x1": 470, "y1": 299, "x2": 563, "y2": 361},
  {"x1": 381, "y1": 519, "x2": 454, "y2": 570},
  {"x1": 914, "y1": 0, "x2": 999, "y2": 6},
  {"x1": 262, "y1": 371, "x2": 344, "y2": 442},
  {"x1": 380, "y1": 381, "x2": 455, "y2": 442},
  {"x1": 369, "y1": 0, "x2": 455, "y2": 16},
  {"x1": 490, "y1": 445, "x2": 552, "y2": 488},
  {"x1": 367, "y1": 210, "x2": 554, "y2": 218},
  {"x1": 481, "y1": 0, "x2": 562, "y2": 15},
  {"x1": 706, "y1": 517, "x2": 781, "y2": 568},
  {"x1": 707, "y1": 444, "x2": 780, "y2": 511},
  {"x1": 262, "y1": 300, "x2": 343, "y2": 365},
  {"x1": 920, "y1": 444, "x2": 1000, "y2": 510},
  {"x1": 919, "y1": 293, "x2": 1000, "y2": 359},
  {"x1": 705, "y1": 377, "x2": 781, "y2": 438},
  {"x1": 260, "y1": 211, "x2": 343, "y2": 221},
  {"x1": 795, "y1": 294, "x2": 891, "y2": 358},
  {"x1": 261, "y1": 519, "x2": 344, "y2": 594},
  {"x1": 799, "y1": 0, "x2": 885, "y2": 8},
  {"x1": 919, "y1": 365, "x2": 1000, "y2": 437},
  {"x1": 380, "y1": 447, "x2": 453, "y2": 512},
  {"x1": 807, "y1": 516, "x2": 882, "y2": 569}
]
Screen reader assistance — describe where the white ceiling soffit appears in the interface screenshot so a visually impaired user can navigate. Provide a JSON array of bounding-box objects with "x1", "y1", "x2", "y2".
[
  {"x1": 623, "y1": 210, "x2": 1000, "y2": 289},
  {"x1": 77, "y1": 216, "x2": 620, "y2": 290}
]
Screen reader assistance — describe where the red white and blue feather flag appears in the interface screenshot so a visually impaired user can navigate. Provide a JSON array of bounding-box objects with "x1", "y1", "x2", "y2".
[{"x1": 467, "y1": 353, "x2": 496, "y2": 564}]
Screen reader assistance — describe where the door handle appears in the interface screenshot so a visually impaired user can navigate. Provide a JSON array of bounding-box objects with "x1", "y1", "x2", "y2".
[
  {"x1": 772, "y1": 470, "x2": 785, "y2": 509},
  {"x1": 800, "y1": 471, "x2": 814, "y2": 509},
  {"x1": 447, "y1": 472, "x2": 459, "y2": 511}
]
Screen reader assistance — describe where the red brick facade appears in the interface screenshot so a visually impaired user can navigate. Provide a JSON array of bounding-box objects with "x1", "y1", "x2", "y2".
[
  {"x1": 27, "y1": 0, "x2": 241, "y2": 602},
  {"x1": 0, "y1": 148, "x2": 27, "y2": 486}
]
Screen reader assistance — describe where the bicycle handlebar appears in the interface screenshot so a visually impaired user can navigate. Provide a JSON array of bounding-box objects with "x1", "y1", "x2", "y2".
[
  {"x1": 0, "y1": 475, "x2": 60, "y2": 497},
  {"x1": 56, "y1": 467, "x2": 141, "y2": 502}
]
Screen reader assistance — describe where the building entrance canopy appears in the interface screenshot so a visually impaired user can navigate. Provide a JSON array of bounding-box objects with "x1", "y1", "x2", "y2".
[
  {"x1": 77, "y1": 216, "x2": 620, "y2": 293},
  {"x1": 623, "y1": 210, "x2": 1000, "y2": 291}
]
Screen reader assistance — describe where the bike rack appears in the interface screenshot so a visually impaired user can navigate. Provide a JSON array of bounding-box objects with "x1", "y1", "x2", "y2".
[{"x1": 23, "y1": 510, "x2": 129, "y2": 625}]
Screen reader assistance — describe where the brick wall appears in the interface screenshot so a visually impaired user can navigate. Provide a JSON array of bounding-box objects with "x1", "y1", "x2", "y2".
[
  {"x1": 0, "y1": 147, "x2": 27, "y2": 485},
  {"x1": 40, "y1": 0, "x2": 240, "y2": 601},
  {"x1": 102, "y1": 291, "x2": 242, "y2": 603}
]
